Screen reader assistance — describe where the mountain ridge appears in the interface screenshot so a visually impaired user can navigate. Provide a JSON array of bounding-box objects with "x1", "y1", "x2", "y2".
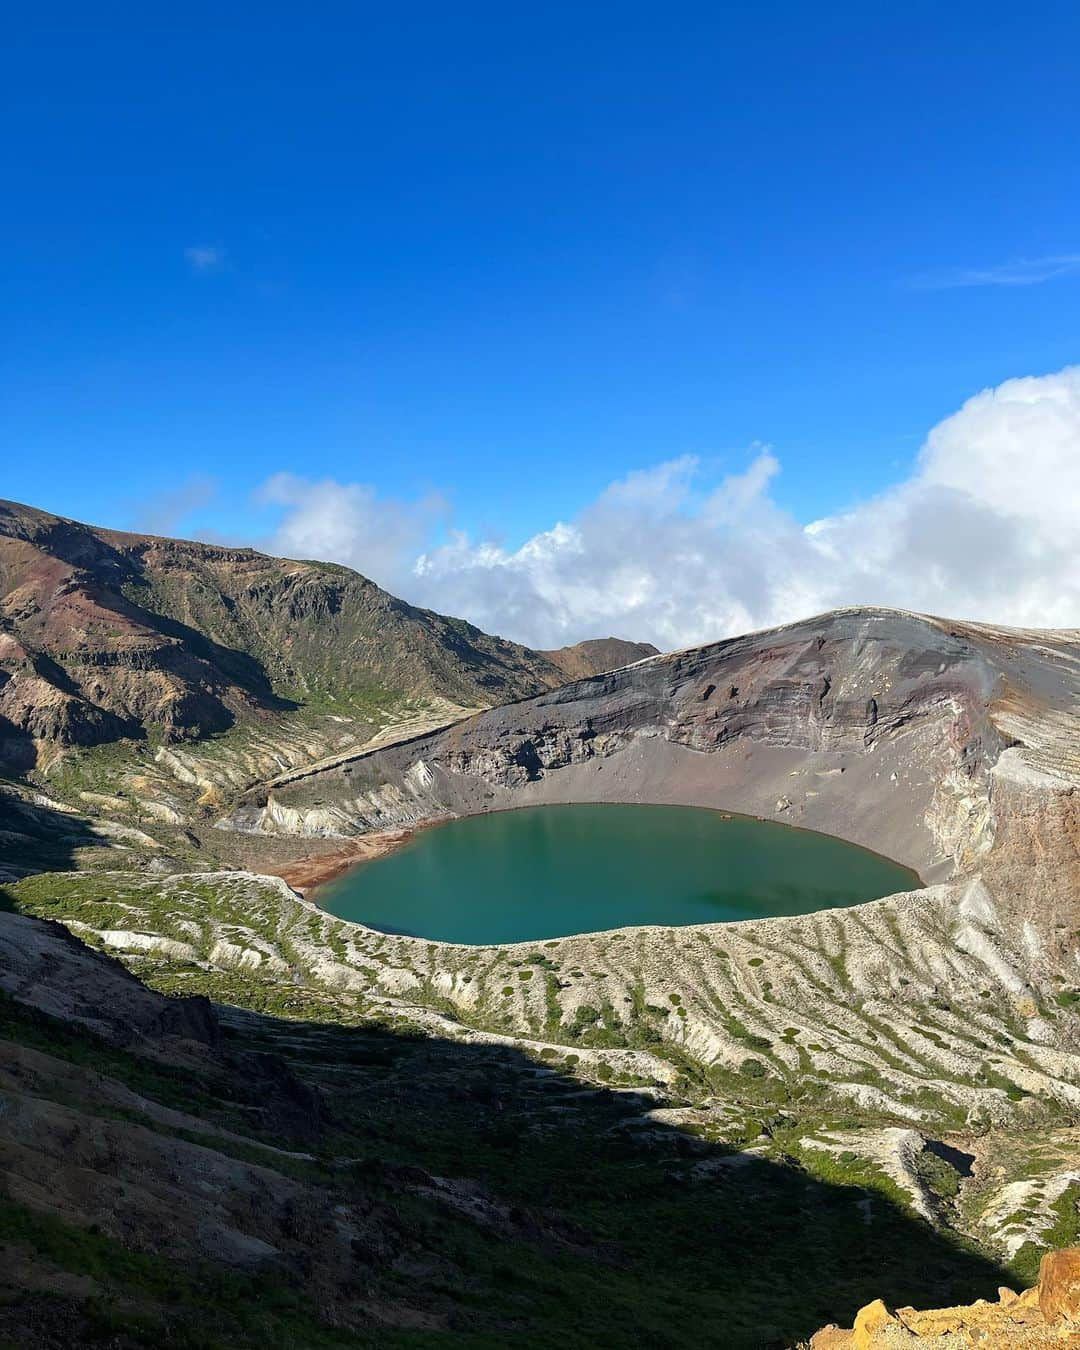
[{"x1": 0, "y1": 498, "x2": 654, "y2": 773}]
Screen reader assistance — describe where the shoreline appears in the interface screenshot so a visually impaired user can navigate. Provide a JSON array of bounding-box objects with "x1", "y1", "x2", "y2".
[
  {"x1": 262, "y1": 827, "x2": 417, "y2": 899},
  {"x1": 263, "y1": 816, "x2": 455, "y2": 900}
]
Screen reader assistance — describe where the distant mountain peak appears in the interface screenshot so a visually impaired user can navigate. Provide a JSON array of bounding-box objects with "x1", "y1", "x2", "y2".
[{"x1": 539, "y1": 637, "x2": 661, "y2": 680}]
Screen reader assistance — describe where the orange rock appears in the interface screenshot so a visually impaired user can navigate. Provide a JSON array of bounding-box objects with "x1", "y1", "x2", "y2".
[
  {"x1": 1041, "y1": 1249, "x2": 1080, "y2": 1326},
  {"x1": 999, "y1": 1286, "x2": 1019, "y2": 1307},
  {"x1": 851, "y1": 1299, "x2": 898, "y2": 1349}
]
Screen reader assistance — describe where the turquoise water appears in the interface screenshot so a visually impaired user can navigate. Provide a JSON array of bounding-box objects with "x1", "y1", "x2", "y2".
[{"x1": 317, "y1": 803, "x2": 919, "y2": 945}]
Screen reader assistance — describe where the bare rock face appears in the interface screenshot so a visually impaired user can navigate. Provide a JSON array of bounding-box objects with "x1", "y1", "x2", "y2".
[
  {"x1": 851, "y1": 1299, "x2": 899, "y2": 1347},
  {"x1": 0, "y1": 909, "x2": 323, "y2": 1139},
  {"x1": 0, "y1": 909, "x2": 217, "y2": 1048}
]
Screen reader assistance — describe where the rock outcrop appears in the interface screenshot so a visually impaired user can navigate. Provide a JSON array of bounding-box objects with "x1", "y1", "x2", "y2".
[{"x1": 0, "y1": 908, "x2": 218, "y2": 1048}]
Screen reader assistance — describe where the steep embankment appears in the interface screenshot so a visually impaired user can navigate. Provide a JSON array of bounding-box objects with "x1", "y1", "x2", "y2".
[{"x1": 4, "y1": 906, "x2": 1021, "y2": 1349}]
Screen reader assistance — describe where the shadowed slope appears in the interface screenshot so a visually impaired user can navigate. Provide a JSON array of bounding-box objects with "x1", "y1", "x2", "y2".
[{"x1": 0, "y1": 906, "x2": 1010, "y2": 1349}]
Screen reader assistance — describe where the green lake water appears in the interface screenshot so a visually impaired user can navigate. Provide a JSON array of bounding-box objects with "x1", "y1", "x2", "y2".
[{"x1": 317, "y1": 803, "x2": 919, "y2": 945}]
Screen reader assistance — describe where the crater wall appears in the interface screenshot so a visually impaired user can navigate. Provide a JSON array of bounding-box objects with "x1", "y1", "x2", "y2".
[{"x1": 226, "y1": 608, "x2": 1079, "y2": 928}]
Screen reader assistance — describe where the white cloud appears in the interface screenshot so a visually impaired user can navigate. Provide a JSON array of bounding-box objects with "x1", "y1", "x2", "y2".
[
  {"x1": 257, "y1": 367, "x2": 1080, "y2": 650},
  {"x1": 184, "y1": 245, "x2": 225, "y2": 273},
  {"x1": 911, "y1": 254, "x2": 1080, "y2": 288},
  {"x1": 256, "y1": 473, "x2": 447, "y2": 593}
]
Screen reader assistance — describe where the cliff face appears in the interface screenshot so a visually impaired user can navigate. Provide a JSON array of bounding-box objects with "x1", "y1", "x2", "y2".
[{"x1": 0, "y1": 499, "x2": 567, "y2": 769}]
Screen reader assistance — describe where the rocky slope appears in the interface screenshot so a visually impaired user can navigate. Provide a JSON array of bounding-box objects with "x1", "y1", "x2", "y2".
[
  {"x1": 0, "y1": 498, "x2": 569, "y2": 772},
  {"x1": 230, "y1": 606, "x2": 1078, "y2": 898}
]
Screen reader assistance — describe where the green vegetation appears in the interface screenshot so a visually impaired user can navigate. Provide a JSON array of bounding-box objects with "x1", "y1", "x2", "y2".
[
  {"x1": 0, "y1": 859, "x2": 1071, "y2": 1344},
  {"x1": 914, "y1": 1148, "x2": 962, "y2": 1202},
  {"x1": 1012, "y1": 1184, "x2": 1080, "y2": 1286},
  {"x1": 0, "y1": 979, "x2": 1017, "y2": 1349}
]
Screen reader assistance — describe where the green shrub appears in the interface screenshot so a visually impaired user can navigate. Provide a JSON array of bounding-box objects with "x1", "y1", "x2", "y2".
[{"x1": 914, "y1": 1148, "x2": 961, "y2": 1201}]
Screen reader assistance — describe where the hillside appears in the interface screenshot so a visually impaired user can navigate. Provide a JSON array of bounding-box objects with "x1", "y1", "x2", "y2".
[
  {"x1": 0, "y1": 498, "x2": 568, "y2": 773},
  {"x1": 0, "y1": 904, "x2": 1014, "y2": 1348}
]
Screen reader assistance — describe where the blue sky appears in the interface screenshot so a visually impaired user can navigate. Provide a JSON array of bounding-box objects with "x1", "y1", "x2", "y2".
[{"x1": 5, "y1": 3, "x2": 1080, "y2": 645}]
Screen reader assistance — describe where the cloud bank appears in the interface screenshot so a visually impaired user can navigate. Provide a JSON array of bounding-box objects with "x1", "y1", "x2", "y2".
[{"x1": 259, "y1": 368, "x2": 1080, "y2": 651}]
